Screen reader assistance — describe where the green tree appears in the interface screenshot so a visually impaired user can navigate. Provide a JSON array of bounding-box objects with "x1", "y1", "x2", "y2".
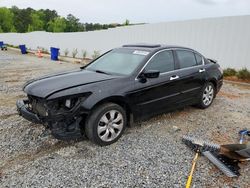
[
  {"x1": 10, "y1": 26, "x2": 17, "y2": 32},
  {"x1": 66, "y1": 14, "x2": 80, "y2": 32},
  {"x1": 29, "y1": 12, "x2": 45, "y2": 31},
  {"x1": 93, "y1": 23, "x2": 102, "y2": 30},
  {"x1": 27, "y1": 24, "x2": 34, "y2": 32},
  {"x1": 124, "y1": 19, "x2": 130, "y2": 26},
  {"x1": 85, "y1": 23, "x2": 94, "y2": 31},
  {"x1": 39, "y1": 9, "x2": 58, "y2": 31},
  {"x1": 78, "y1": 23, "x2": 86, "y2": 32},
  {"x1": 0, "y1": 7, "x2": 14, "y2": 32},
  {"x1": 48, "y1": 17, "x2": 67, "y2": 32},
  {"x1": 0, "y1": 6, "x2": 131, "y2": 33},
  {"x1": 11, "y1": 6, "x2": 33, "y2": 33}
]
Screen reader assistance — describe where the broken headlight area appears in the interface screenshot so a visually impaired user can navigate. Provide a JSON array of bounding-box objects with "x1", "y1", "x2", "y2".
[
  {"x1": 45, "y1": 96, "x2": 87, "y2": 140},
  {"x1": 26, "y1": 95, "x2": 88, "y2": 140},
  {"x1": 28, "y1": 95, "x2": 49, "y2": 117},
  {"x1": 45, "y1": 96, "x2": 83, "y2": 116},
  {"x1": 27, "y1": 94, "x2": 88, "y2": 121}
]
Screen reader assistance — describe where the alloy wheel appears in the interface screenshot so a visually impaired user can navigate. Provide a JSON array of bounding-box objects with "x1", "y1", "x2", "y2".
[
  {"x1": 202, "y1": 85, "x2": 214, "y2": 106},
  {"x1": 97, "y1": 110, "x2": 124, "y2": 142}
]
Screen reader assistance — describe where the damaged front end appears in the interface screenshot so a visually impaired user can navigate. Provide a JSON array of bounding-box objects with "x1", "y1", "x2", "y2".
[{"x1": 17, "y1": 95, "x2": 89, "y2": 140}]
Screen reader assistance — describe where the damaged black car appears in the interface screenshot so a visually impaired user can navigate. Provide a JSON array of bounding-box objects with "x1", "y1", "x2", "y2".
[{"x1": 17, "y1": 44, "x2": 223, "y2": 146}]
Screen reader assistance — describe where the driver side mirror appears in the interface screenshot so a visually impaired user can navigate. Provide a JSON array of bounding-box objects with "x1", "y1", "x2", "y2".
[
  {"x1": 138, "y1": 70, "x2": 160, "y2": 83},
  {"x1": 142, "y1": 70, "x2": 160, "y2": 78}
]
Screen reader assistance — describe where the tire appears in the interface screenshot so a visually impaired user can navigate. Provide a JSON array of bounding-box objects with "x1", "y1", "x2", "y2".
[
  {"x1": 85, "y1": 103, "x2": 127, "y2": 146},
  {"x1": 197, "y1": 82, "x2": 215, "y2": 109}
]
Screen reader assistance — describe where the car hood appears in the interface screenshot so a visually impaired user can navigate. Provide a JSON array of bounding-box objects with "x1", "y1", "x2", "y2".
[{"x1": 24, "y1": 69, "x2": 119, "y2": 98}]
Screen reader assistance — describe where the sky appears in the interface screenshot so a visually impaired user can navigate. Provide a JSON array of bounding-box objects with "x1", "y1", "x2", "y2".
[{"x1": 0, "y1": 0, "x2": 250, "y2": 24}]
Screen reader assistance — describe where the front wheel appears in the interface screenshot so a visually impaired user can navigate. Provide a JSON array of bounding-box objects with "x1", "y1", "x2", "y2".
[
  {"x1": 85, "y1": 103, "x2": 126, "y2": 146},
  {"x1": 197, "y1": 82, "x2": 215, "y2": 109}
]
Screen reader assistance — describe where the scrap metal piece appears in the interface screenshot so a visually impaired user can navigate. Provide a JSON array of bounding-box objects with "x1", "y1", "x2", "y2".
[
  {"x1": 203, "y1": 151, "x2": 240, "y2": 177},
  {"x1": 221, "y1": 144, "x2": 249, "y2": 160},
  {"x1": 182, "y1": 135, "x2": 220, "y2": 152},
  {"x1": 236, "y1": 148, "x2": 250, "y2": 158}
]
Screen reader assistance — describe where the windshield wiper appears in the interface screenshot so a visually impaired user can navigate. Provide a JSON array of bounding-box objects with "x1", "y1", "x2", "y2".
[{"x1": 95, "y1": 70, "x2": 111, "y2": 75}]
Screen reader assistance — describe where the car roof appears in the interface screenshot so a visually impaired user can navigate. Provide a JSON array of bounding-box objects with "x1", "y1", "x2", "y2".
[{"x1": 121, "y1": 43, "x2": 194, "y2": 52}]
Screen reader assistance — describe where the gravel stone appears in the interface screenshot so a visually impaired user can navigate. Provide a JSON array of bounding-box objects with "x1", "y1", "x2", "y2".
[{"x1": 0, "y1": 50, "x2": 250, "y2": 187}]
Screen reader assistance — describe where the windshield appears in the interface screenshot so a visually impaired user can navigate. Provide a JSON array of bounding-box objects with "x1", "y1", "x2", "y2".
[{"x1": 85, "y1": 49, "x2": 149, "y2": 75}]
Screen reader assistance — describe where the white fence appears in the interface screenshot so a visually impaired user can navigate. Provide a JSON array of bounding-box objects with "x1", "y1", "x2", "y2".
[{"x1": 0, "y1": 15, "x2": 250, "y2": 69}]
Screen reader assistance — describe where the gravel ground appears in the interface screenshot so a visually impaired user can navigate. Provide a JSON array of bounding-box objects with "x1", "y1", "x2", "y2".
[{"x1": 0, "y1": 50, "x2": 250, "y2": 188}]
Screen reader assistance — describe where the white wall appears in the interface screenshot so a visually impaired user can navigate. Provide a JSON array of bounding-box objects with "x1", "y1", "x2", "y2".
[{"x1": 0, "y1": 15, "x2": 250, "y2": 69}]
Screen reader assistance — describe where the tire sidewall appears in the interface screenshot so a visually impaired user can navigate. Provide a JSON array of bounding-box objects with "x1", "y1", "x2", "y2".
[{"x1": 86, "y1": 103, "x2": 127, "y2": 146}]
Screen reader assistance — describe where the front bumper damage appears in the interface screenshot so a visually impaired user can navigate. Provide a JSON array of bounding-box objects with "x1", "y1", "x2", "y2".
[
  {"x1": 16, "y1": 99, "x2": 41, "y2": 124},
  {"x1": 16, "y1": 99, "x2": 85, "y2": 140}
]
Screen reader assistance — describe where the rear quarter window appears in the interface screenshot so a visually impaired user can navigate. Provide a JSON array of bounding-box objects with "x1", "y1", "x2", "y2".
[{"x1": 195, "y1": 53, "x2": 203, "y2": 65}]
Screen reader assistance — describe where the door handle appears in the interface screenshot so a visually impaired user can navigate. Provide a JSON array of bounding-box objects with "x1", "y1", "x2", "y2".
[
  {"x1": 170, "y1": 75, "x2": 179, "y2": 80},
  {"x1": 199, "y1": 68, "x2": 205, "y2": 73}
]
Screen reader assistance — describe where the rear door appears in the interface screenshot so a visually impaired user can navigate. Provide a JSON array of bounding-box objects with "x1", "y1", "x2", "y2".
[{"x1": 173, "y1": 49, "x2": 206, "y2": 104}]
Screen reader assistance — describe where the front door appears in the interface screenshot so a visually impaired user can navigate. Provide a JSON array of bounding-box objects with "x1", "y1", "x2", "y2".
[{"x1": 128, "y1": 50, "x2": 182, "y2": 120}]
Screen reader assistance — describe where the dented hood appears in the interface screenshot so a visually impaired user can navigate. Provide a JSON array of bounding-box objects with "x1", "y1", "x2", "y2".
[{"x1": 23, "y1": 69, "x2": 118, "y2": 98}]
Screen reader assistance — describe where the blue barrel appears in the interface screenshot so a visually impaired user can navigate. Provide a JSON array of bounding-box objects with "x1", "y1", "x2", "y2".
[
  {"x1": 50, "y1": 47, "x2": 60, "y2": 60},
  {"x1": 0, "y1": 41, "x2": 3, "y2": 47},
  {"x1": 19, "y1": 45, "x2": 27, "y2": 54}
]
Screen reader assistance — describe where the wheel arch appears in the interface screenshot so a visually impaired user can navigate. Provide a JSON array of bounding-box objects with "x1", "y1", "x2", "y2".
[
  {"x1": 89, "y1": 96, "x2": 133, "y2": 126},
  {"x1": 207, "y1": 78, "x2": 218, "y2": 93}
]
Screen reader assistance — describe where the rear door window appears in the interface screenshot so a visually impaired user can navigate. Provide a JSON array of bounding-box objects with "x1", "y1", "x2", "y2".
[
  {"x1": 145, "y1": 50, "x2": 175, "y2": 73},
  {"x1": 176, "y1": 50, "x2": 197, "y2": 69}
]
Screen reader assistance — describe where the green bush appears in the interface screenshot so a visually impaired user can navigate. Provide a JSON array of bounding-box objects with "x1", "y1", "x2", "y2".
[
  {"x1": 81, "y1": 49, "x2": 87, "y2": 59},
  {"x1": 7, "y1": 44, "x2": 19, "y2": 48},
  {"x1": 42, "y1": 48, "x2": 49, "y2": 54},
  {"x1": 92, "y1": 50, "x2": 100, "y2": 59},
  {"x1": 236, "y1": 68, "x2": 250, "y2": 80},
  {"x1": 72, "y1": 48, "x2": 78, "y2": 58},
  {"x1": 64, "y1": 48, "x2": 69, "y2": 56},
  {"x1": 223, "y1": 68, "x2": 237, "y2": 77}
]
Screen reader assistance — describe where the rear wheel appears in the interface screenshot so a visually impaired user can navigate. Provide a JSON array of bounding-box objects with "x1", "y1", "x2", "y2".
[
  {"x1": 85, "y1": 103, "x2": 126, "y2": 146},
  {"x1": 197, "y1": 82, "x2": 215, "y2": 109}
]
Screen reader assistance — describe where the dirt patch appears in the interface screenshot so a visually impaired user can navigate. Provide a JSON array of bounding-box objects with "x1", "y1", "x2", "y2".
[
  {"x1": 0, "y1": 113, "x2": 18, "y2": 120},
  {"x1": 0, "y1": 141, "x2": 74, "y2": 173},
  {"x1": 210, "y1": 130, "x2": 235, "y2": 145},
  {"x1": 5, "y1": 80, "x2": 20, "y2": 83},
  {"x1": 217, "y1": 91, "x2": 240, "y2": 99},
  {"x1": 0, "y1": 94, "x2": 24, "y2": 107},
  {"x1": 224, "y1": 76, "x2": 250, "y2": 84}
]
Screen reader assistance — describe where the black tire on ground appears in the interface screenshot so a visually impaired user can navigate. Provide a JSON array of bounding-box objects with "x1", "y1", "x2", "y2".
[
  {"x1": 196, "y1": 82, "x2": 215, "y2": 109},
  {"x1": 85, "y1": 103, "x2": 127, "y2": 146}
]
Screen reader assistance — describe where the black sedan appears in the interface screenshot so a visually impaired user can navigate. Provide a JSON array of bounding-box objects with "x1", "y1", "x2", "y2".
[{"x1": 17, "y1": 44, "x2": 223, "y2": 146}]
